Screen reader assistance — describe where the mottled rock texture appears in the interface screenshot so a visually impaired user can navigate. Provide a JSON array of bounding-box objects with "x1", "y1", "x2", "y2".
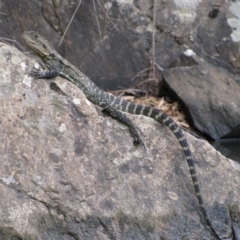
[
  {"x1": 0, "y1": 39, "x2": 239, "y2": 239},
  {"x1": 1, "y1": 0, "x2": 240, "y2": 239},
  {"x1": 163, "y1": 53, "x2": 240, "y2": 140}
]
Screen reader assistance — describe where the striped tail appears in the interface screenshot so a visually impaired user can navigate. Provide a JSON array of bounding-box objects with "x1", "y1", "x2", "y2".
[
  {"x1": 153, "y1": 110, "x2": 221, "y2": 240},
  {"x1": 109, "y1": 96, "x2": 221, "y2": 239}
]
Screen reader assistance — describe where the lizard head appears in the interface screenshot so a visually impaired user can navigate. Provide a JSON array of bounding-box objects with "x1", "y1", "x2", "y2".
[{"x1": 23, "y1": 31, "x2": 55, "y2": 58}]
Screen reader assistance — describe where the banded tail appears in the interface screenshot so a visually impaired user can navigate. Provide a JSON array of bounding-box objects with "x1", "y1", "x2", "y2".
[
  {"x1": 23, "y1": 31, "x2": 221, "y2": 239},
  {"x1": 103, "y1": 91, "x2": 221, "y2": 239}
]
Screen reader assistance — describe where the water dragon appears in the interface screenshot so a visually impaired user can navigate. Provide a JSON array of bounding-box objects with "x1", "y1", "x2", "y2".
[{"x1": 23, "y1": 31, "x2": 222, "y2": 239}]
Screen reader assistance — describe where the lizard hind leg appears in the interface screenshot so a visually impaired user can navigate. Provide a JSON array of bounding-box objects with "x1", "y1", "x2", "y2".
[{"x1": 102, "y1": 103, "x2": 146, "y2": 153}]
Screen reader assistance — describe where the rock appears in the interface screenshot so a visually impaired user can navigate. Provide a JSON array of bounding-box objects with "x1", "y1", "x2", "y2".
[
  {"x1": 2, "y1": 0, "x2": 240, "y2": 91},
  {"x1": 163, "y1": 52, "x2": 240, "y2": 140},
  {"x1": 0, "y1": 40, "x2": 239, "y2": 239}
]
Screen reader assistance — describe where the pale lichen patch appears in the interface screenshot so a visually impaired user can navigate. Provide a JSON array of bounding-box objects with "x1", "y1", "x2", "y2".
[
  {"x1": 172, "y1": 0, "x2": 202, "y2": 23},
  {"x1": 227, "y1": 2, "x2": 240, "y2": 42},
  {"x1": 116, "y1": 0, "x2": 133, "y2": 5},
  {"x1": 146, "y1": 22, "x2": 154, "y2": 32},
  {"x1": 167, "y1": 191, "x2": 179, "y2": 201},
  {"x1": 183, "y1": 49, "x2": 196, "y2": 57},
  {"x1": 20, "y1": 62, "x2": 27, "y2": 72},
  {"x1": 85, "y1": 99, "x2": 91, "y2": 106},
  {"x1": 59, "y1": 123, "x2": 67, "y2": 132},
  {"x1": 2, "y1": 175, "x2": 16, "y2": 185},
  {"x1": 22, "y1": 75, "x2": 32, "y2": 87},
  {"x1": 104, "y1": 2, "x2": 112, "y2": 10},
  {"x1": 73, "y1": 98, "x2": 81, "y2": 105},
  {"x1": 34, "y1": 62, "x2": 41, "y2": 69}
]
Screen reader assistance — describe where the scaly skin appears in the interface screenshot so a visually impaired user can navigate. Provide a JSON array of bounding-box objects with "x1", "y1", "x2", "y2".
[{"x1": 23, "y1": 31, "x2": 222, "y2": 239}]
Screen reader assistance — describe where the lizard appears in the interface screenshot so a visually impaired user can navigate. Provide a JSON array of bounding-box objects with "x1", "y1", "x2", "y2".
[{"x1": 23, "y1": 31, "x2": 222, "y2": 239}]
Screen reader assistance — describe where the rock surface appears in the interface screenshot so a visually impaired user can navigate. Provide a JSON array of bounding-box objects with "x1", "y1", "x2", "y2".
[
  {"x1": 163, "y1": 52, "x2": 240, "y2": 140},
  {"x1": 0, "y1": 41, "x2": 240, "y2": 239}
]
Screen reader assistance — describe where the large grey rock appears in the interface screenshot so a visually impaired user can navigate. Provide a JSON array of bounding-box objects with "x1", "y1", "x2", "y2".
[
  {"x1": 163, "y1": 52, "x2": 240, "y2": 140},
  {"x1": 0, "y1": 40, "x2": 239, "y2": 239}
]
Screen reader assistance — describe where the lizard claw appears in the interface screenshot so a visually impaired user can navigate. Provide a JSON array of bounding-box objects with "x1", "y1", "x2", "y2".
[
  {"x1": 29, "y1": 68, "x2": 44, "y2": 78},
  {"x1": 133, "y1": 137, "x2": 147, "y2": 155}
]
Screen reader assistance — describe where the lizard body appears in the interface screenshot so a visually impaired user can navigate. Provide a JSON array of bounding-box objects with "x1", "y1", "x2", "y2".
[{"x1": 23, "y1": 31, "x2": 221, "y2": 239}]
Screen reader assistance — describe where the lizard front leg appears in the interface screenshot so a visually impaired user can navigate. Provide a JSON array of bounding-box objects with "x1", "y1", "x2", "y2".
[{"x1": 30, "y1": 68, "x2": 60, "y2": 79}]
